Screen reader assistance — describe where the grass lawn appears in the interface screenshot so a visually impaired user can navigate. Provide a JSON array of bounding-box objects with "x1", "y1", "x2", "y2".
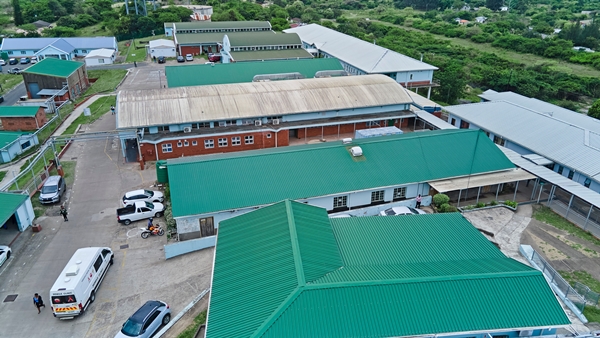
[
  {"x1": 76, "y1": 70, "x2": 127, "y2": 103},
  {"x1": 177, "y1": 310, "x2": 206, "y2": 338},
  {"x1": 77, "y1": 24, "x2": 111, "y2": 37},
  {"x1": 584, "y1": 306, "x2": 600, "y2": 323},
  {"x1": 119, "y1": 34, "x2": 168, "y2": 63},
  {"x1": 10, "y1": 147, "x2": 56, "y2": 191},
  {"x1": 62, "y1": 96, "x2": 116, "y2": 135},
  {"x1": 0, "y1": 170, "x2": 6, "y2": 182},
  {"x1": 0, "y1": 73, "x2": 23, "y2": 95},
  {"x1": 560, "y1": 270, "x2": 600, "y2": 293},
  {"x1": 533, "y1": 206, "x2": 600, "y2": 247}
]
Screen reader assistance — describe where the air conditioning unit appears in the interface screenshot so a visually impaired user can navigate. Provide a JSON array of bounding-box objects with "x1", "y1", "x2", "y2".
[
  {"x1": 255, "y1": 120, "x2": 262, "y2": 126},
  {"x1": 183, "y1": 127, "x2": 192, "y2": 133},
  {"x1": 350, "y1": 146, "x2": 363, "y2": 157},
  {"x1": 272, "y1": 119, "x2": 280, "y2": 125},
  {"x1": 342, "y1": 138, "x2": 352, "y2": 144}
]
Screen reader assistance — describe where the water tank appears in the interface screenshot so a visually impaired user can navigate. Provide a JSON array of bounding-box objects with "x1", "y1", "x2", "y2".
[{"x1": 156, "y1": 160, "x2": 168, "y2": 183}]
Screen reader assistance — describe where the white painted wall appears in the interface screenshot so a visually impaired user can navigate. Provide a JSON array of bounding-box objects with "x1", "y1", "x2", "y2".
[
  {"x1": 150, "y1": 47, "x2": 177, "y2": 58},
  {"x1": 85, "y1": 57, "x2": 113, "y2": 67},
  {"x1": 395, "y1": 70, "x2": 433, "y2": 84},
  {"x1": 15, "y1": 198, "x2": 34, "y2": 231}
]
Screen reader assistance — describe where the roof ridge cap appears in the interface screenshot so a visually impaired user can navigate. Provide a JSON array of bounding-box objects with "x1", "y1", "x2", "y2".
[{"x1": 250, "y1": 287, "x2": 304, "y2": 338}]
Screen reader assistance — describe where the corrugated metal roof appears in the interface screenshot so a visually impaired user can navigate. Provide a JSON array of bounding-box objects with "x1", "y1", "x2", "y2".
[
  {"x1": 47, "y1": 39, "x2": 75, "y2": 53},
  {"x1": 148, "y1": 39, "x2": 175, "y2": 49},
  {"x1": 284, "y1": 24, "x2": 437, "y2": 73},
  {"x1": 0, "y1": 192, "x2": 28, "y2": 225},
  {"x1": 117, "y1": 74, "x2": 412, "y2": 129},
  {"x1": 166, "y1": 58, "x2": 343, "y2": 88},
  {"x1": 24, "y1": 58, "x2": 84, "y2": 78},
  {"x1": 206, "y1": 202, "x2": 570, "y2": 338},
  {"x1": 173, "y1": 20, "x2": 271, "y2": 30},
  {"x1": 428, "y1": 169, "x2": 535, "y2": 193},
  {"x1": 0, "y1": 37, "x2": 115, "y2": 51},
  {"x1": 0, "y1": 106, "x2": 39, "y2": 117},
  {"x1": 84, "y1": 48, "x2": 115, "y2": 58},
  {"x1": 415, "y1": 110, "x2": 456, "y2": 130},
  {"x1": 230, "y1": 49, "x2": 313, "y2": 61},
  {"x1": 444, "y1": 100, "x2": 600, "y2": 181},
  {"x1": 167, "y1": 129, "x2": 515, "y2": 217},
  {"x1": 499, "y1": 145, "x2": 600, "y2": 208},
  {"x1": 0, "y1": 131, "x2": 27, "y2": 149}
]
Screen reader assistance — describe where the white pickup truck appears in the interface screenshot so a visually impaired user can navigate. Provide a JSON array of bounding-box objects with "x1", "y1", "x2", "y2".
[{"x1": 117, "y1": 201, "x2": 164, "y2": 225}]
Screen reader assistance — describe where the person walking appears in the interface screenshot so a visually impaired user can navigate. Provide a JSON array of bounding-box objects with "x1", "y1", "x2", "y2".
[
  {"x1": 60, "y1": 205, "x2": 68, "y2": 222},
  {"x1": 110, "y1": 106, "x2": 115, "y2": 115},
  {"x1": 33, "y1": 293, "x2": 45, "y2": 314},
  {"x1": 415, "y1": 194, "x2": 422, "y2": 209}
]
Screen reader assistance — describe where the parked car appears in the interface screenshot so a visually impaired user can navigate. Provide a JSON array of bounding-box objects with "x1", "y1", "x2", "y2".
[
  {"x1": 207, "y1": 53, "x2": 221, "y2": 62},
  {"x1": 157, "y1": 56, "x2": 165, "y2": 64},
  {"x1": 379, "y1": 206, "x2": 426, "y2": 216},
  {"x1": 39, "y1": 175, "x2": 66, "y2": 204},
  {"x1": 8, "y1": 58, "x2": 18, "y2": 65},
  {"x1": 0, "y1": 59, "x2": 5, "y2": 66},
  {"x1": 0, "y1": 246, "x2": 11, "y2": 268},
  {"x1": 0, "y1": 96, "x2": 4, "y2": 104},
  {"x1": 8, "y1": 67, "x2": 21, "y2": 75},
  {"x1": 185, "y1": 54, "x2": 194, "y2": 61},
  {"x1": 20, "y1": 57, "x2": 30, "y2": 64},
  {"x1": 117, "y1": 201, "x2": 164, "y2": 225},
  {"x1": 115, "y1": 300, "x2": 171, "y2": 338},
  {"x1": 176, "y1": 55, "x2": 185, "y2": 63},
  {"x1": 31, "y1": 56, "x2": 38, "y2": 64},
  {"x1": 122, "y1": 189, "x2": 164, "y2": 207}
]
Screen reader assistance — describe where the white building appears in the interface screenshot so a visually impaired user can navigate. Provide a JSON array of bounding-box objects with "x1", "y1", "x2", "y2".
[
  {"x1": 148, "y1": 39, "x2": 176, "y2": 58},
  {"x1": 284, "y1": 24, "x2": 438, "y2": 98},
  {"x1": 84, "y1": 48, "x2": 115, "y2": 66},
  {"x1": 0, "y1": 37, "x2": 118, "y2": 61}
]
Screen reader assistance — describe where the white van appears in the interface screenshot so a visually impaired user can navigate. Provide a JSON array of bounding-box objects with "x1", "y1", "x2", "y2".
[{"x1": 50, "y1": 247, "x2": 114, "y2": 319}]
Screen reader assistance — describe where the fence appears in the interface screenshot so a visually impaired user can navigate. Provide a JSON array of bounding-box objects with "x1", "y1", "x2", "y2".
[
  {"x1": 574, "y1": 281, "x2": 600, "y2": 307},
  {"x1": 520, "y1": 245, "x2": 587, "y2": 323}
]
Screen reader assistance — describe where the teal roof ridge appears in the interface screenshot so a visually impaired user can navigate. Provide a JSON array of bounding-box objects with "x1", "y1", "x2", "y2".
[
  {"x1": 285, "y1": 200, "x2": 307, "y2": 286},
  {"x1": 168, "y1": 129, "x2": 467, "y2": 167},
  {"x1": 250, "y1": 287, "x2": 303, "y2": 338}
]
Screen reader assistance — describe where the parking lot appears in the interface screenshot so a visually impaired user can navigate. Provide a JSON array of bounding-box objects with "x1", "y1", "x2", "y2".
[
  {"x1": 0, "y1": 113, "x2": 213, "y2": 338},
  {"x1": 118, "y1": 57, "x2": 207, "y2": 91}
]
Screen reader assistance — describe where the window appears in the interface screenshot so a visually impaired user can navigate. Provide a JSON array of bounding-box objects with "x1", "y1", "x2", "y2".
[
  {"x1": 460, "y1": 120, "x2": 470, "y2": 129},
  {"x1": 218, "y1": 138, "x2": 227, "y2": 147},
  {"x1": 266, "y1": 133, "x2": 272, "y2": 138},
  {"x1": 98, "y1": 59, "x2": 105, "y2": 64},
  {"x1": 493, "y1": 135, "x2": 505, "y2": 146},
  {"x1": 102, "y1": 249, "x2": 111, "y2": 258},
  {"x1": 557, "y1": 165, "x2": 564, "y2": 175},
  {"x1": 184, "y1": 141, "x2": 189, "y2": 147},
  {"x1": 93, "y1": 256, "x2": 103, "y2": 272},
  {"x1": 371, "y1": 190, "x2": 384, "y2": 203},
  {"x1": 245, "y1": 135, "x2": 254, "y2": 144},
  {"x1": 52, "y1": 295, "x2": 77, "y2": 304},
  {"x1": 204, "y1": 139, "x2": 214, "y2": 148},
  {"x1": 177, "y1": 141, "x2": 182, "y2": 147},
  {"x1": 81, "y1": 49, "x2": 88, "y2": 53},
  {"x1": 568, "y1": 170, "x2": 574, "y2": 180},
  {"x1": 231, "y1": 136, "x2": 241, "y2": 145},
  {"x1": 409, "y1": 74, "x2": 413, "y2": 80},
  {"x1": 21, "y1": 51, "x2": 26, "y2": 55},
  {"x1": 162, "y1": 144, "x2": 172, "y2": 153},
  {"x1": 192, "y1": 140, "x2": 197, "y2": 146},
  {"x1": 584, "y1": 178, "x2": 591, "y2": 188},
  {"x1": 21, "y1": 141, "x2": 31, "y2": 149},
  {"x1": 333, "y1": 196, "x2": 347, "y2": 208},
  {"x1": 393, "y1": 187, "x2": 407, "y2": 200},
  {"x1": 7, "y1": 51, "x2": 12, "y2": 55},
  {"x1": 198, "y1": 122, "x2": 210, "y2": 128},
  {"x1": 143, "y1": 311, "x2": 161, "y2": 330},
  {"x1": 366, "y1": 121, "x2": 380, "y2": 127}
]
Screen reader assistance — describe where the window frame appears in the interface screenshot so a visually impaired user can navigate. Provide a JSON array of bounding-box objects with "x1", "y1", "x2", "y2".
[
  {"x1": 218, "y1": 138, "x2": 228, "y2": 147},
  {"x1": 162, "y1": 143, "x2": 172, "y2": 153},
  {"x1": 244, "y1": 135, "x2": 254, "y2": 144},
  {"x1": 333, "y1": 196, "x2": 347, "y2": 208},
  {"x1": 204, "y1": 139, "x2": 214, "y2": 149},
  {"x1": 371, "y1": 190, "x2": 385, "y2": 203},
  {"x1": 393, "y1": 187, "x2": 407, "y2": 201},
  {"x1": 231, "y1": 136, "x2": 241, "y2": 146}
]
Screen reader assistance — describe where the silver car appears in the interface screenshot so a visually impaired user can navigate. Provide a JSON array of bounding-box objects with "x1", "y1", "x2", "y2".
[
  {"x1": 39, "y1": 176, "x2": 66, "y2": 204},
  {"x1": 122, "y1": 189, "x2": 164, "y2": 207},
  {"x1": 115, "y1": 300, "x2": 171, "y2": 338}
]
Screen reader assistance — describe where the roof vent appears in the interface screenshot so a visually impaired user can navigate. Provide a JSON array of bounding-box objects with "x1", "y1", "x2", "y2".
[
  {"x1": 342, "y1": 138, "x2": 352, "y2": 144},
  {"x1": 350, "y1": 146, "x2": 363, "y2": 157},
  {"x1": 65, "y1": 265, "x2": 80, "y2": 277}
]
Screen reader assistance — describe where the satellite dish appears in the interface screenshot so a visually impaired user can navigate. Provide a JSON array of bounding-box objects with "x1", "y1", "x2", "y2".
[{"x1": 222, "y1": 35, "x2": 230, "y2": 53}]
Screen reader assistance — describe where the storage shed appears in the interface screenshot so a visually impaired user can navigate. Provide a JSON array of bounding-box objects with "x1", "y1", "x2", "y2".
[
  {"x1": 22, "y1": 58, "x2": 89, "y2": 100},
  {"x1": 0, "y1": 131, "x2": 39, "y2": 163},
  {"x1": 0, "y1": 106, "x2": 47, "y2": 131},
  {"x1": 84, "y1": 48, "x2": 115, "y2": 66},
  {"x1": 148, "y1": 39, "x2": 176, "y2": 58},
  {"x1": 0, "y1": 192, "x2": 35, "y2": 232}
]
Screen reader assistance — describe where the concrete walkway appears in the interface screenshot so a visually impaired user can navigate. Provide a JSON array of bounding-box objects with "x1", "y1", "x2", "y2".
[{"x1": 0, "y1": 94, "x2": 112, "y2": 188}]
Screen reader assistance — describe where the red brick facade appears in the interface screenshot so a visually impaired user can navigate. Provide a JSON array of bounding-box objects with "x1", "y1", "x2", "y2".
[
  {"x1": 141, "y1": 130, "x2": 290, "y2": 160},
  {"x1": 296, "y1": 119, "x2": 409, "y2": 139},
  {"x1": 180, "y1": 46, "x2": 201, "y2": 56},
  {"x1": 1, "y1": 107, "x2": 47, "y2": 131}
]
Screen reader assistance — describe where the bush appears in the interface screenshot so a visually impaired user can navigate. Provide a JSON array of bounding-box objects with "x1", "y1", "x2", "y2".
[
  {"x1": 476, "y1": 202, "x2": 486, "y2": 208},
  {"x1": 439, "y1": 203, "x2": 450, "y2": 212},
  {"x1": 446, "y1": 205, "x2": 458, "y2": 212},
  {"x1": 433, "y1": 193, "x2": 450, "y2": 207},
  {"x1": 462, "y1": 205, "x2": 475, "y2": 210},
  {"x1": 504, "y1": 200, "x2": 518, "y2": 208},
  {"x1": 489, "y1": 200, "x2": 498, "y2": 206}
]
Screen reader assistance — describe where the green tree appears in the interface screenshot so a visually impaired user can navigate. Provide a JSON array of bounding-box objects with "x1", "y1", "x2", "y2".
[
  {"x1": 270, "y1": 17, "x2": 289, "y2": 31},
  {"x1": 485, "y1": 0, "x2": 502, "y2": 10},
  {"x1": 12, "y1": 0, "x2": 24, "y2": 25},
  {"x1": 433, "y1": 61, "x2": 467, "y2": 104},
  {"x1": 589, "y1": 99, "x2": 600, "y2": 120},
  {"x1": 42, "y1": 26, "x2": 77, "y2": 37}
]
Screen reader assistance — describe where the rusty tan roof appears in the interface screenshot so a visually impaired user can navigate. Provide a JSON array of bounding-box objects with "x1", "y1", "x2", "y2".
[{"x1": 116, "y1": 75, "x2": 412, "y2": 129}]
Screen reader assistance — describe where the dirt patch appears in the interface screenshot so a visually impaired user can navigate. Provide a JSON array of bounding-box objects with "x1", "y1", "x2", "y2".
[
  {"x1": 165, "y1": 295, "x2": 209, "y2": 338},
  {"x1": 528, "y1": 233, "x2": 570, "y2": 260}
]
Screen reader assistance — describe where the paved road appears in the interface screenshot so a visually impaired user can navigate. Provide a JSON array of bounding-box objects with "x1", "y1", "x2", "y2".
[
  {"x1": 0, "y1": 113, "x2": 213, "y2": 338},
  {"x1": 0, "y1": 82, "x2": 26, "y2": 106}
]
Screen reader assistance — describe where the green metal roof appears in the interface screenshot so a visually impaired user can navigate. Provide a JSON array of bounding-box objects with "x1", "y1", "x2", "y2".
[
  {"x1": 166, "y1": 58, "x2": 341, "y2": 87},
  {"x1": 167, "y1": 129, "x2": 515, "y2": 218},
  {"x1": 0, "y1": 192, "x2": 28, "y2": 225},
  {"x1": 230, "y1": 49, "x2": 313, "y2": 61},
  {"x1": 0, "y1": 131, "x2": 28, "y2": 148},
  {"x1": 175, "y1": 31, "x2": 300, "y2": 46},
  {"x1": 24, "y1": 58, "x2": 84, "y2": 77},
  {"x1": 174, "y1": 21, "x2": 271, "y2": 30},
  {"x1": 205, "y1": 201, "x2": 570, "y2": 338},
  {"x1": 0, "y1": 106, "x2": 39, "y2": 118}
]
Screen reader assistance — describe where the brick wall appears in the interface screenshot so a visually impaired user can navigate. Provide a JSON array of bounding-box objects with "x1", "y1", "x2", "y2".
[
  {"x1": 180, "y1": 46, "x2": 201, "y2": 56},
  {"x1": 296, "y1": 120, "x2": 408, "y2": 139},
  {"x1": 1, "y1": 107, "x2": 48, "y2": 131},
  {"x1": 140, "y1": 130, "x2": 290, "y2": 160}
]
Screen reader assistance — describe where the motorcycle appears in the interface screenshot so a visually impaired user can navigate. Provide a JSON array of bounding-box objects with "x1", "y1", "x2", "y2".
[{"x1": 140, "y1": 225, "x2": 165, "y2": 238}]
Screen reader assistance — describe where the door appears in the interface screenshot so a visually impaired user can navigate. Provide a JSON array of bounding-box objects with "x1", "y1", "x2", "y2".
[
  {"x1": 28, "y1": 83, "x2": 40, "y2": 99},
  {"x1": 200, "y1": 217, "x2": 214, "y2": 237},
  {"x1": 144, "y1": 310, "x2": 161, "y2": 336},
  {"x1": 387, "y1": 119, "x2": 395, "y2": 127}
]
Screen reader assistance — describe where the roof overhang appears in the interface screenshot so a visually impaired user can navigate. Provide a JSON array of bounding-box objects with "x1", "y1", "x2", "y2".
[
  {"x1": 429, "y1": 169, "x2": 536, "y2": 193},
  {"x1": 521, "y1": 153, "x2": 554, "y2": 166}
]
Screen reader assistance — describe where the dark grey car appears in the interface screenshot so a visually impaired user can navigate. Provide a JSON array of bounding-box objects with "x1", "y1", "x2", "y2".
[
  {"x1": 39, "y1": 176, "x2": 66, "y2": 204},
  {"x1": 115, "y1": 300, "x2": 171, "y2": 338}
]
